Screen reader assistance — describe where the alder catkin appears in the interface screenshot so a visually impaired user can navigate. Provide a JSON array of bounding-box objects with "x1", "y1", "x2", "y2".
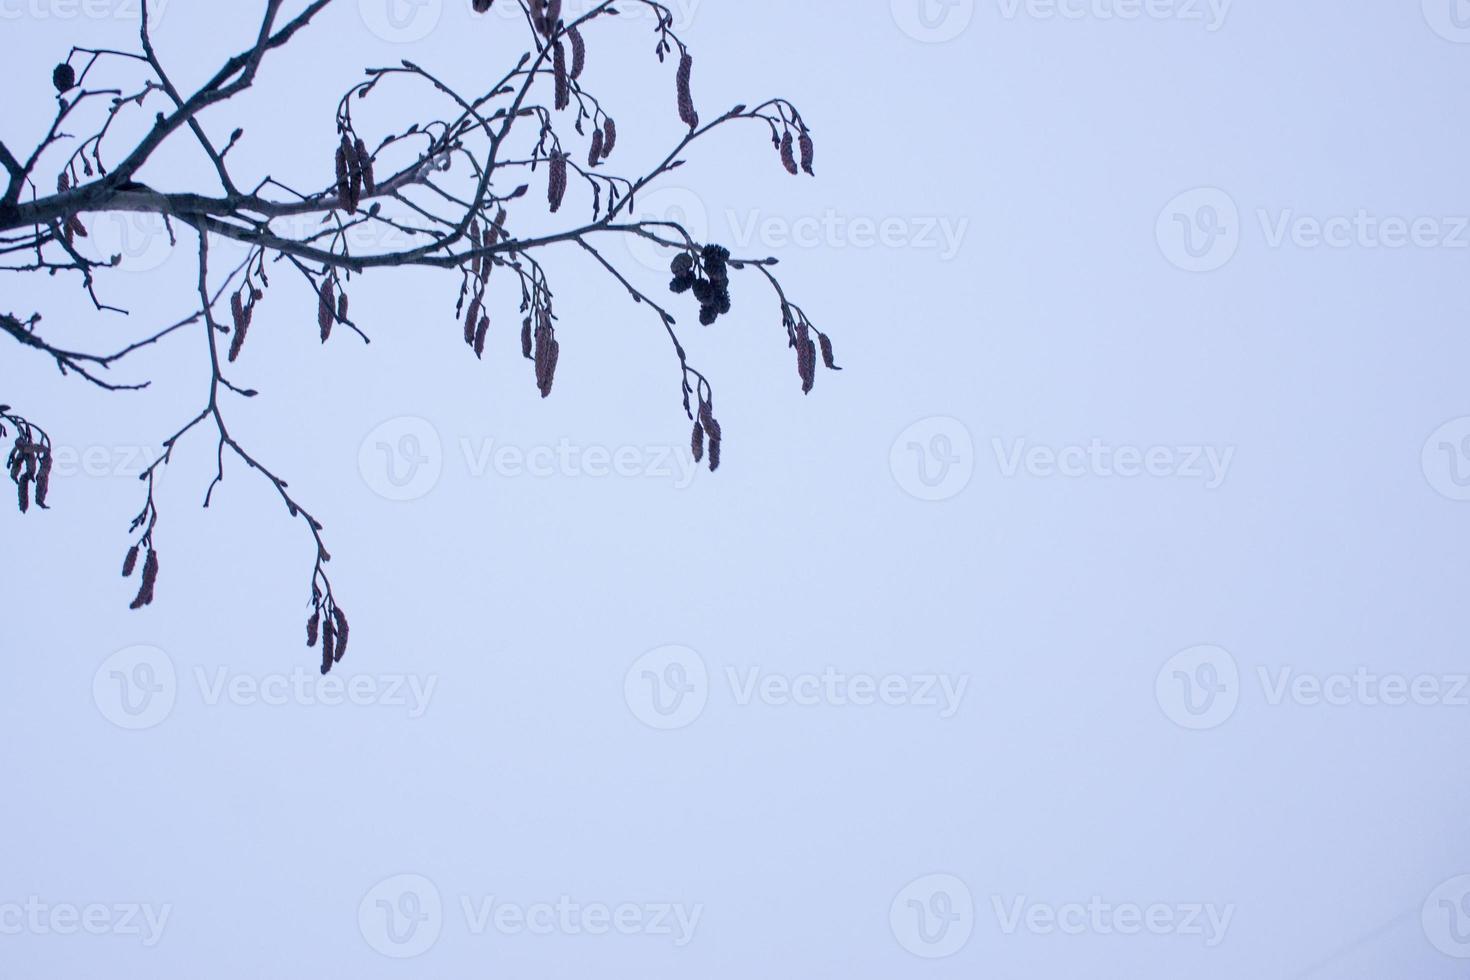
[
  {"x1": 122, "y1": 544, "x2": 139, "y2": 578},
  {"x1": 601, "y1": 117, "x2": 616, "y2": 159},
  {"x1": 553, "y1": 41, "x2": 570, "y2": 110},
  {"x1": 588, "y1": 128, "x2": 604, "y2": 168},
  {"x1": 332, "y1": 607, "x2": 349, "y2": 663},
  {"x1": 547, "y1": 152, "x2": 567, "y2": 212},
  {"x1": 355, "y1": 138, "x2": 376, "y2": 194},
  {"x1": 568, "y1": 25, "x2": 586, "y2": 79},
  {"x1": 676, "y1": 53, "x2": 698, "y2": 130},
  {"x1": 465, "y1": 295, "x2": 481, "y2": 345},
  {"x1": 306, "y1": 609, "x2": 320, "y2": 648},
  {"x1": 780, "y1": 131, "x2": 799, "y2": 175},
  {"x1": 799, "y1": 131, "x2": 815, "y2": 175},
  {"x1": 474, "y1": 315, "x2": 489, "y2": 358},
  {"x1": 691, "y1": 421, "x2": 704, "y2": 464},
  {"x1": 319, "y1": 280, "x2": 335, "y2": 341},
  {"x1": 335, "y1": 143, "x2": 350, "y2": 210}
]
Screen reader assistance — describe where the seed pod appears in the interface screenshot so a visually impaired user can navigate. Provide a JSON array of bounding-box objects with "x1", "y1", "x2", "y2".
[
  {"x1": 465, "y1": 295, "x2": 481, "y2": 345},
  {"x1": 332, "y1": 606, "x2": 349, "y2": 663},
  {"x1": 306, "y1": 608, "x2": 320, "y2": 647},
  {"x1": 129, "y1": 548, "x2": 158, "y2": 609},
  {"x1": 798, "y1": 336, "x2": 817, "y2": 393},
  {"x1": 122, "y1": 544, "x2": 140, "y2": 578},
  {"x1": 553, "y1": 41, "x2": 570, "y2": 110},
  {"x1": 799, "y1": 131, "x2": 815, "y2": 175},
  {"x1": 547, "y1": 152, "x2": 567, "y2": 213},
  {"x1": 319, "y1": 280, "x2": 335, "y2": 341},
  {"x1": 321, "y1": 616, "x2": 336, "y2": 674},
  {"x1": 779, "y1": 131, "x2": 799, "y2": 175},
  {"x1": 34, "y1": 452, "x2": 50, "y2": 508},
  {"x1": 588, "y1": 128, "x2": 604, "y2": 168},
  {"x1": 344, "y1": 135, "x2": 362, "y2": 213},
  {"x1": 52, "y1": 63, "x2": 75, "y2": 93},
  {"x1": 601, "y1": 117, "x2": 616, "y2": 159},
  {"x1": 534, "y1": 312, "x2": 559, "y2": 397},
  {"x1": 568, "y1": 25, "x2": 586, "y2": 79},
  {"x1": 817, "y1": 331, "x2": 840, "y2": 370},
  {"x1": 472, "y1": 0, "x2": 492, "y2": 10},
  {"x1": 691, "y1": 421, "x2": 704, "y2": 464},
  {"x1": 676, "y1": 52, "x2": 698, "y2": 130},
  {"x1": 334, "y1": 143, "x2": 350, "y2": 210},
  {"x1": 474, "y1": 314, "x2": 490, "y2": 358},
  {"x1": 354, "y1": 138, "x2": 376, "y2": 195}
]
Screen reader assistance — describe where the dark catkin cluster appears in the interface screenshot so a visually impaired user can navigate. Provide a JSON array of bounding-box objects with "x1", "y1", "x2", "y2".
[
  {"x1": 306, "y1": 596, "x2": 349, "y2": 674},
  {"x1": 6, "y1": 432, "x2": 52, "y2": 514},
  {"x1": 334, "y1": 133, "x2": 375, "y2": 213},
  {"x1": 123, "y1": 544, "x2": 159, "y2": 609},
  {"x1": 669, "y1": 245, "x2": 732, "y2": 326},
  {"x1": 52, "y1": 62, "x2": 75, "y2": 93},
  {"x1": 689, "y1": 398, "x2": 722, "y2": 472}
]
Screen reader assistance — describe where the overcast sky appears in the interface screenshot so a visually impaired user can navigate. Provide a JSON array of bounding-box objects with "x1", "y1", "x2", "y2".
[{"x1": 4, "y1": 1, "x2": 1470, "y2": 976}]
